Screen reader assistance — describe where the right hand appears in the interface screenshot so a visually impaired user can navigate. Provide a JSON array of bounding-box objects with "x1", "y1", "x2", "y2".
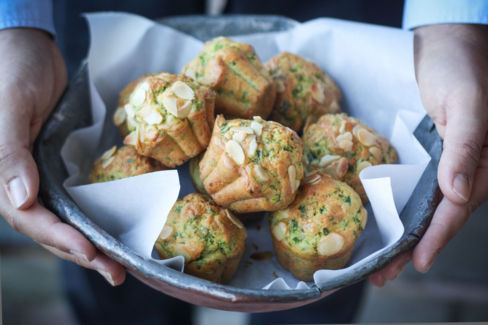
[{"x1": 0, "y1": 28, "x2": 125, "y2": 286}]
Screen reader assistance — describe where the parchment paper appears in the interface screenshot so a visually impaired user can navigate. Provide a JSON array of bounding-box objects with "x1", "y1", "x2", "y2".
[{"x1": 61, "y1": 12, "x2": 430, "y2": 290}]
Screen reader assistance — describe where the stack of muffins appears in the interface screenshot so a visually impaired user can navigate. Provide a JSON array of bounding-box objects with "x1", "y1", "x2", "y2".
[{"x1": 89, "y1": 37, "x2": 398, "y2": 283}]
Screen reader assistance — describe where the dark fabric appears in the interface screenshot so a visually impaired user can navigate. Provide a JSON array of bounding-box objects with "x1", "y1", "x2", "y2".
[
  {"x1": 250, "y1": 281, "x2": 366, "y2": 324},
  {"x1": 61, "y1": 260, "x2": 194, "y2": 325}
]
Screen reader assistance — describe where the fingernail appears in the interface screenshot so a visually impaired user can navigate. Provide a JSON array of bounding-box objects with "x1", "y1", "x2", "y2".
[
  {"x1": 420, "y1": 259, "x2": 433, "y2": 273},
  {"x1": 98, "y1": 270, "x2": 115, "y2": 286},
  {"x1": 70, "y1": 250, "x2": 89, "y2": 263},
  {"x1": 6, "y1": 177, "x2": 28, "y2": 208},
  {"x1": 453, "y1": 174, "x2": 470, "y2": 202}
]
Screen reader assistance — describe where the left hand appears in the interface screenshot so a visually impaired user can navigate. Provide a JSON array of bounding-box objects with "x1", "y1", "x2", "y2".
[{"x1": 370, "y1": 24, "x2": 488, "y2": 286}]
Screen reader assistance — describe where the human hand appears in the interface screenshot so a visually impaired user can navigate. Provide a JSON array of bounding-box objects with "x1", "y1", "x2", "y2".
[
  {"x1": 370, "y1": 24, "x2": 488, "y2": 286},
  {"x1": 0, "y1": 28, "x2": 125, "y2": 285}
]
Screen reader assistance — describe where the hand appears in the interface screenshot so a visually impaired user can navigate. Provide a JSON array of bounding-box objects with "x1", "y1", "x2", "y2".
[
  {"x1": 0, "y1": 28, "x2": 125, "y2": 285},
  {"x1": 370, "y1": 24, "x2": 488, "y2": 286}
]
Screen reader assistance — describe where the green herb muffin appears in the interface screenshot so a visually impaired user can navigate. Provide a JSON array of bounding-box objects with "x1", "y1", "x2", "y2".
[
  {"x1": 303, "y1": 113, "x2": 398, "y2": 202},
  {"x1": 155, "y1": 193, "x2": 247, "y2": 284},
  {"x1": 199, "y1": 115, "x2": 304, "y2": 213},
  {"x1": 182, "y1": 37, "x2": 276, "y2": 119},
  {"x1": 270, "y1": 173, "x2": 367, "y2": 281},
  {"x1": 88, "y1": 145, "x2": 165, "y2": 183},
  {"x1": 266, "y1": 52, "x2": 342, "y2": 131},
  {"x1": 117, "y1": 72, "x2": 216, "y2": 167}
]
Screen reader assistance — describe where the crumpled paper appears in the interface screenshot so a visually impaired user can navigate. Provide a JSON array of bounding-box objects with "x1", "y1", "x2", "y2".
[{"x1": 61, "y1": 12, "x2": 430, "y2": 290}]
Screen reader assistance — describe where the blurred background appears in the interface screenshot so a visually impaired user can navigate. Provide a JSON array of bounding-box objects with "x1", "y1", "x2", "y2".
[{"x1": 2, "y1": 201, "x2": 488, "y2": 324}]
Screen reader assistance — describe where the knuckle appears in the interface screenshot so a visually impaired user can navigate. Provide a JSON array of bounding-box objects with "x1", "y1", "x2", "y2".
[
  {"x1": 0, "y1": 144, "x2": 24, "y2": 171},
  {"x1": 445, "y1": 139, "x2": 482, "y2": 167}
]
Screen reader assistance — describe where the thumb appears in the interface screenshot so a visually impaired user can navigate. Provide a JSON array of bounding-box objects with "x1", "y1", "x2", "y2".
[
  {"x1": 438, "y1": 96, "x2": 488, "y2": 204},
  {"x1": 0, "y1": 97, "x2": 38, "y2": 210}
]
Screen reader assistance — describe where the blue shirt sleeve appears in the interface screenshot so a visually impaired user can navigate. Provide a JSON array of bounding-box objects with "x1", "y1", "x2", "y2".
[
  {"x1": 403, "y1": 0, "x2": 488, "y2": 29},
  {"x1": 0, "y1": 0, "x2": 55, "y2": 35}
]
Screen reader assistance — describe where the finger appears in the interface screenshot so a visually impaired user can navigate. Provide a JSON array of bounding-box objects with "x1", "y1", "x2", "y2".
[
  {"x1": 1, "y1": 200, "x2": 97, "y2": 262},
  {"x1": 42, "y1": 244, "x2": 126, "y2": 286},
  {"x1": 0, "y1": 89, "x2": 38, "y2": 210},
  {"x1": 438, "y1": 94, "x2": 488, "y2": 204},
  {"x1": 414, "y1": 143, "x2": 488, "y2": 272},
  {"x1": 369, "y1": 251, "x2": 411, "y2": 287}
]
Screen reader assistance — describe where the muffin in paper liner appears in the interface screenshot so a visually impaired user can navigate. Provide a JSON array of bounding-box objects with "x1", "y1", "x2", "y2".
[
  {"x1": 303, "y1": 113, "x2": 398, "y2": 202},
  {"x1": 182, "y1": 37, "x2": 276, "y2": 119},
  {"x1": 88, "y1": 145, "x2": 165, "y2": 183},
  {"x1": 199, "y1": 115, "x2": 304, "y2": 213},
  {"x1": 116, "y1": 72, "x2": 216, "y2": 167},
  {"x1": 155, "y1": 193, "x2": 247, "y2": 284},
  {"x1": 266, "y1": 52, "x2": 342, "y2": 132},
  {"x1": 270, "y1": 173, "x2": 367, "y2": 281}
]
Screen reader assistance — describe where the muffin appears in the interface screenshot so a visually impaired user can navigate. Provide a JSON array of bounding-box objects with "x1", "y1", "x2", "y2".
[
  {"x1": 266, "y1": 52, "x2": 341, "y2": 131},
  {"x1": 270, "y1": 173, "x2": 367, "y2": 281},
  {"x1": 199, "y1": 115, "x2": 304, "y2": 213},
  {"x1": 155, "y1": 193, "x2": 247, "y2": 284},
  {"x1": 119, "y1": 72, "x2": 216, "y2": 167},
  {"x1": 113, "y1": 74, "x2": 148, "y2": 137},
  {"x1": 189, "y1": 154, "x2": 208, "y2": 195},
  {"x1": 182, "y1": 37, "x2": 276, "y2": 119},
  {"x1": 303, "y1": 113, "x2": 398, "y2": 202},
  {"x1": 88, "y1": 145, "x2": 165, "y2": 183}
]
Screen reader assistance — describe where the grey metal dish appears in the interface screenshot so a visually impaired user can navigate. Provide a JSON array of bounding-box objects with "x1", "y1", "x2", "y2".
[{"x1": 34, "y1": 15, "x2": 442, "y2": 312}]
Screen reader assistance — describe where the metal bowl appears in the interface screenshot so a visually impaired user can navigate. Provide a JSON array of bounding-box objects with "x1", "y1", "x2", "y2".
[{"x1": 34, "y1": 15, "x2": 442, "y2": 312}]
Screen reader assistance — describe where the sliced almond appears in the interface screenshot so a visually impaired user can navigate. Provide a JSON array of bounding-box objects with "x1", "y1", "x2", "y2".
[
  {"x1": 247, "y1": 136, "x2": 258, "y2": 156},
  {"x1": 177, "y1": 99, "x2": 192, "y2": 118},
  {"x1": 254, "y1": 164, "x2": 269, "y2": 181},
  {"x1": 159, "y1": 225, "x2": 174, "y2": 240},
  {"x1": 357, "y1": 160, "x2": 372, "y2": 173},
  {"x1": 171, "y1": 81, "x2": 194, "y2": 100},
  {"x1": 317, "y1": 232, "x2": 344, "y2": 256},
  {"x1": 225, "y1": 140, "x2": 245, "y2": 165},
  {"x1": 311, "y1": 82, "x2": 326, "y2": 103},
  {"x1": 225, "y1": 210, "x2": 243, "y2": 229},
  {"x1": 162, "y1": 94, "x2": 178, "y2": 117},
  {"x1": 100, "y1": 145, "x2": 117, "y2": 161},
  {"x1": 357, "y1": 128, "x2": 377, "y2": 146},
  {"x1": 184, "y1": 65, "x2": 197, "y2": 80},
  {"x1": 338, "y1": 140, "x2": 353, "y2": 152},
  {"x1": 272, "y1": 222, "x2": 287, "y2": 241},
  {"x1": 288, "y1": 165, "x2": 297, "y2": 192},
  {"x1": 319, "y1": 154, "x2": 341, "y2": 167},
  {"x1": 275, "y1": 210, "x2": 289, "y2": 219},
  {"x1": 123, "y1": 131, "x2": 138, "y2": 146},
  {"x1": 232, "y1": 131, "x2": 246, "y2": 143},
  {"x1": 144, "y1": 126, "x2": 159, "y2": 141},
  {"x1": 336, "y1": 131, "x2": 352, "y2": 142},
  {"x1": 369, "y1": 146, "x2": 383, "y2": 162},
  {"x1": 305, "y1": 173, "x2": 322, "y2": 185},
  {"x1": 130, "y1": 83, "x2": 148, "y2": 106},
  {"x1": 233, "y1": 126, "x2": 255, "y2": 135},
  {"x1": 113, "y1": 107, "x2": 126, "y2": 126},
  {"x1": 101, "y1": 156, "x2": 115, "y2": 169},
  {"x1": 250, "y1": 121, "x2": 263, "y2": 136},
  {"x1": 141, "y1": 106, "x2": 163, "y2": 125},
  {"x1": 339, "y1": 120, "x2": 346, "y2": 134},
  {"x1": 253, "y1": 116, "x2": 264, "y2": 123}
]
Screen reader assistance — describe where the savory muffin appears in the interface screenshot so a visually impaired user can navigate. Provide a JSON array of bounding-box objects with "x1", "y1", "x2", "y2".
[
  {"x1": 266, "y1": 52, "x2": 341, "y2": 131},
  {"x1": 113, "y1": 74, "x2": 148, "y2": 137},
  {"x1": 182, "y1": 37, "x2": 276, "y2": 119},
  {"x1": 303, "y1": 113, "x2": 398, "y2": 202},
  {"x1": 155, "y1": 193, "x2": 247, "y2": 284},
  {"x1": 189, "y1": 154, "x2": 208, "y2": 195},
  {"x1": 270, "y1": 173, "x2": 367, "y2": 281},
  {"x1": 199, "y1": 115, "x2": 304, "y2": 213},
  {"x1": 88, "y1": 145, "x2": 165, "y2": 183},
  {"x1": 119, "y1": 72, "x2": 216, "y2": 167}
]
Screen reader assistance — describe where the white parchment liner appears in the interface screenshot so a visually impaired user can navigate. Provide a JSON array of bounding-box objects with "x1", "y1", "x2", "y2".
[{"x1": 61, "y1": 12, "x2": 431, "y2": 290}]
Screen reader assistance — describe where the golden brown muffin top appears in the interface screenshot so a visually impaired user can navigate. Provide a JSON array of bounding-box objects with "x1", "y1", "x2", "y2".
[
  {"x1": 266, "y1": 52, "x2": 342, "y2": 131},
  {"x1": 182, "y1": 37, "x2": 276, "y2": 119},
  {"x1": 88, "y1": 145, "x2": 164, "y2": 183},
  {"x1": 270, "y1": 173, "x2": 367, "y2": 258},
  {"x1": 118, "y1": 72, "x2": 215, "y2": 149},
  {"x1": 201, "y1": 115, "x2": 305, "y2": 210},
  {"x1": 303, "y1": 113, "x2": 398, "y2": 200},
  {"x1": 155, "y1": 194, "x2": 247, "y2": 267}
]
